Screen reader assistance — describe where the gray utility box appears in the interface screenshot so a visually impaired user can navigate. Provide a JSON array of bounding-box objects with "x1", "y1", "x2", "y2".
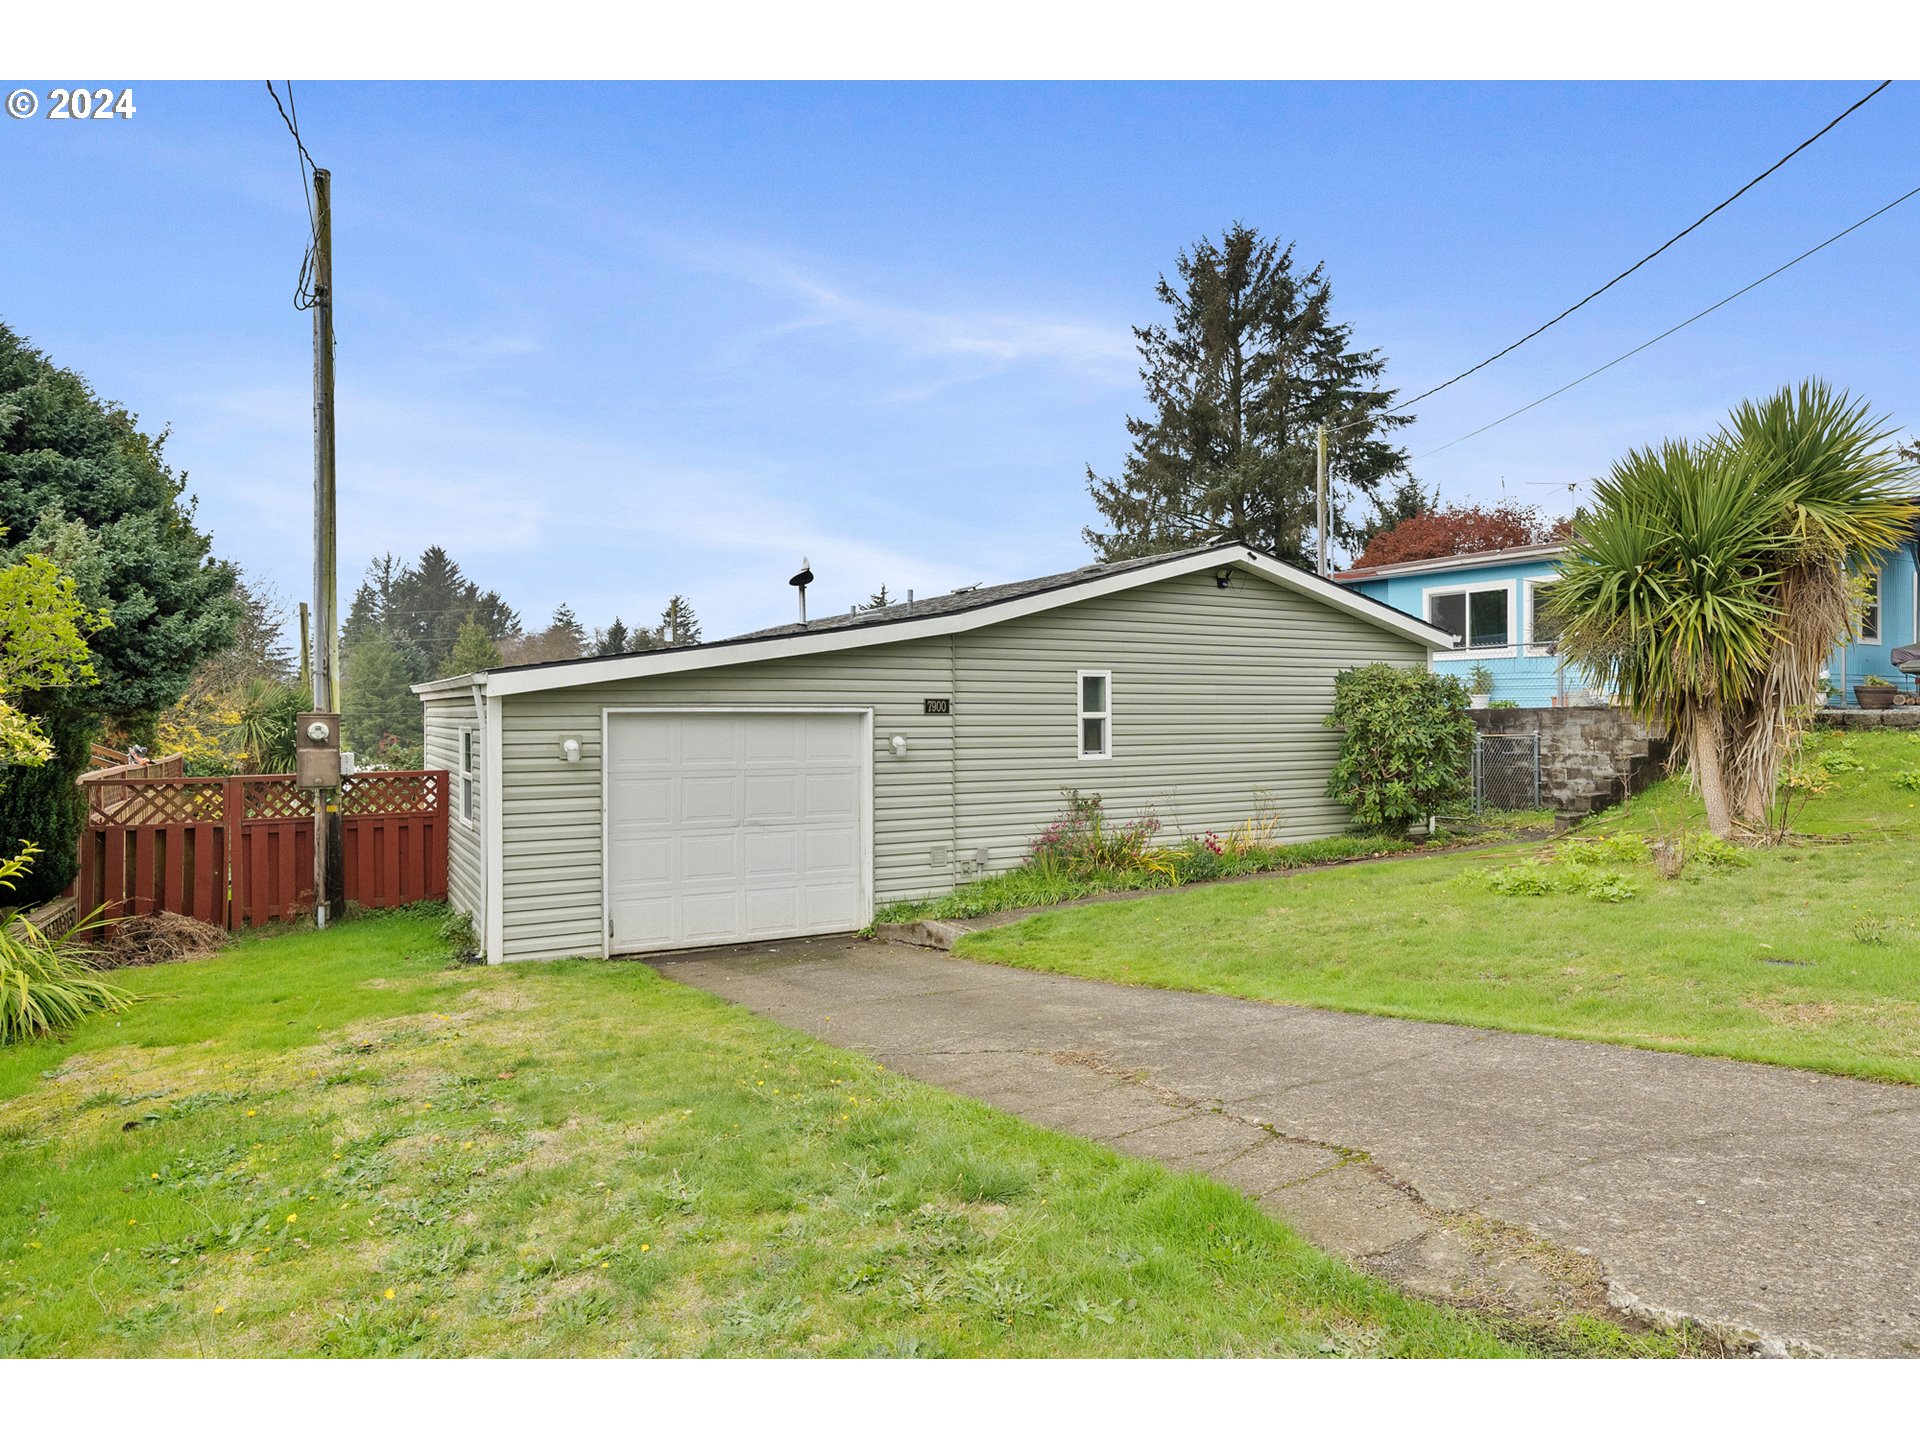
[{"x1": 295, "y1": 711, "x2": 342, "y2": 789}]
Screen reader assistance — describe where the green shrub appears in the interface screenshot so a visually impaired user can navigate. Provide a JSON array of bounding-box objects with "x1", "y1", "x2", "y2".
[
  {"x1": 0, "y1": 845, "x2": 129, "y2": 1044},
  {"x1": 1891, "y1": 768, "x2": 1920, "y2": 793},
  {"x1": 1683, "y1": 832, "x2": 1754, "y2": 870},
  {"x1": 1324, "y1": 664, "x2": 1474, "y2": 831},
  {"x1": 1481, "y1": 850, "x2": 1638, "y2": 903},
  {"x1": 1569, "y1": 833, "x2": 1650, "y2": 866}
]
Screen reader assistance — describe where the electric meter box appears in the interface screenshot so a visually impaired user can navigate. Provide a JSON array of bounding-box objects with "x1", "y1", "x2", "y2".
[{"x1": 296, "y1": 711, "x2": 343, "y2": 789}]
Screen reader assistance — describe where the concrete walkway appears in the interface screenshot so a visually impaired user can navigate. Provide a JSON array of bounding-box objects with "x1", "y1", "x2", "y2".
[{"x1": 656, "y1": 937, "x2": 1920, "y2": 1357}]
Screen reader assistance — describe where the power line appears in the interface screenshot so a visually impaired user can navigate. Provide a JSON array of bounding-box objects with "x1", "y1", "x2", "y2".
[
  {"x1": 1411, "y1": 178, "x2": 1920, "y2": 462},
  {"x1": 1390, "y1": 80, "x2": 1892, "y2": 415},
  {"x1": 266, "y1": 81, "x2": 321, "y2": 310}
]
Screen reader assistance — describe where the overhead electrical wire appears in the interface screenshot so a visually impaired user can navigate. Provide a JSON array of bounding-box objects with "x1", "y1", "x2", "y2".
[
  {"x1": 1387, "y1": 80, "x2": 1891, "y2": 415},
  {"x1": 1409, "y1": 178, "x2": 1920, "y2": 462},
  {"x1": 266, "y1": 81, "x2": 322, "y2": 311}
]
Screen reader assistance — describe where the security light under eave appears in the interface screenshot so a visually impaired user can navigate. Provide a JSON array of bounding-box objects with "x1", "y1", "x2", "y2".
[{"x1": 1214, "y1": 566, "x2": 1233, "y2": 588}]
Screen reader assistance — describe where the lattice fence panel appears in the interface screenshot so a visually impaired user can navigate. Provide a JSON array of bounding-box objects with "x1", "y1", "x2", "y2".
[
  {"x1": 241, "y1": 778, "x2": 312, "y2": 822},
  {"x1": 87, "y1": 779, "x2": 226, "y2": 827},
  {"x1": 342, "y1": 771, "x2": 442, "y2": 817}
]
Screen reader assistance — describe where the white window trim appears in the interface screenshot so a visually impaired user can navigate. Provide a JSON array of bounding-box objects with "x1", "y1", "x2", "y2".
[
  {"x1": 1077, "y1": 669, "x2": 1113, "y2": 761},
  {"x1": 1421, "y1": 580, "x2": 1517, "y2": 660},
  {"x1": 456, "y1": 723, "x2": 479, "y2": 828},
  {"x1": 1860, "y1": 568, "x2": 1883, "y2": 644},
  {"x1": 1522, "y1": 575, "x2": 1560, "y2": 658}
]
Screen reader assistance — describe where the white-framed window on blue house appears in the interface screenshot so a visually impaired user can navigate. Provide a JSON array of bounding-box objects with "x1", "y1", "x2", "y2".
[
  {"x1": 1425, "y1": 583, "x2": 1513, "y2": 655},
  {"x1": 1860, "y1": 569, "x2": 1882, "y2": 644},
  {"x1": 1524, "y1": 576, "x2": 1563, "y2": 656}
]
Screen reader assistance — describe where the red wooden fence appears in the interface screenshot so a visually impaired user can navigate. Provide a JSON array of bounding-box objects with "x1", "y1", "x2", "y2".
[{"x1": 76, "y1": 770, "x2": 448, "y2": 930}]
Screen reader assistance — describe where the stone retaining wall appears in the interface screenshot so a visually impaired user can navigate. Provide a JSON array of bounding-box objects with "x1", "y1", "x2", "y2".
[
  {"x1": 1814, "y1": 707, "x2": 1920, "y2": 730},
  {"x1": 1472, "y1": 706, "x2": 1669, "y2": 820}
]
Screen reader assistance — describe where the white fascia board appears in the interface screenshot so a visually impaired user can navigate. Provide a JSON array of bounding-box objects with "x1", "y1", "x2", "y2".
[{"x1": 468, "y1": 546, "x2": 1453, "y2": 700}]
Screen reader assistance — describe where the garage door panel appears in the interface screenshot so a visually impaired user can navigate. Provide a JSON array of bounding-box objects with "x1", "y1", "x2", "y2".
[
  {"x1": 678, "y1": 775, "x2": 740, "y2": 826},
  {"x1": 609, "y1": 776, "x2": 672, "y2": 826},
  {"x1": 802, "y1": 771, "x2": 860, "y2": 818},
  {"x1": 744, "y1": 829, "x2": 800, "y2": 876},
  {"x1": 743, "y1": 773, "x2": 802, "y2": 823},
  {"x1": 743, "y1": 721, "x2": 803, "y2": 764},
  {"x1": 681, "y1": 722, "x2": 740, "y2": 764},
  {"x1": 681, "y1": 893, "x2": 742, "y2": 941},
  {"x1": 606, "y1": 711, "x2": 869, "y2": 954},
  {"x1": 744, "y1": 889, "x2": 800, "y2": 933},
  {"x1": 801, "y1": 826, "x2": 858, "y2": 875},
  {"x1": 802, "y1": 883, "x2": 860, "y2": 929},
  {"x1": 679, "y1": 832, "x2": 741, "y2": 884},
  {"x1": 803, "y1": 717, "x2": 863, "y2": 763}
]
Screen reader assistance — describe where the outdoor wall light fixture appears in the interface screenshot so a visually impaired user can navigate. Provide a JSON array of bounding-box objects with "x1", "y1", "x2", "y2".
[
  {"x1": 560, "y1": 737, "x2": 582, "y2": 764},
  {"x1": 1214, "y1": 565, "x2": 1234, "y2": 588},
  {"x1": 889, "y1": 734, "x2": 908, "y2": 757}
]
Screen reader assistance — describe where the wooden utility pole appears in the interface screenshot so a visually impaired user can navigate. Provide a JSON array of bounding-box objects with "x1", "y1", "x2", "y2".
[
  {"x1": 310, "y1": 168, "x2": 345, "y2": 926},
  {"x1": 1315, "y1": 422, "x2": 1329, "y2": 577}
]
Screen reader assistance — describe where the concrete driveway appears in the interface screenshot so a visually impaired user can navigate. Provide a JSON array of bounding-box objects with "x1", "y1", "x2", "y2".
[{"x1": 655, "y1": 936, "x2": 1920, "y2": 1357}]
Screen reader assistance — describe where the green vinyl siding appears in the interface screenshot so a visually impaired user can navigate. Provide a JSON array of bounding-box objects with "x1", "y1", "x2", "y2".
[
  {"x1": 484, "y1": 569, "x2": 1427, "y2": 962},
  {"x1": 422, "y1": 690, "x2": 483, "y2": 923}
]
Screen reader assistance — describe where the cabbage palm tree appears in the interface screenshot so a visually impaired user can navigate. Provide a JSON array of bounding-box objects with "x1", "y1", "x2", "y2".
[{"x1": 1549, "y1": 382, "x2": 1918, "y2": 838}]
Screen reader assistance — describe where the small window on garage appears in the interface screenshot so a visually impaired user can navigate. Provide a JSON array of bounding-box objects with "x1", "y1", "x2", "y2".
[
  {"x1": 457, "y1": 725, "x2": 478, "y2": 825},
  {"x1": 1078, "y1": 670, "x2": 1112, "y2": 760}
]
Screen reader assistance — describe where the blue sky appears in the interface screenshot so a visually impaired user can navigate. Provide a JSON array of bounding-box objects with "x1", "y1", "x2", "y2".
[{"x1": 2, "y1": 81, "x2": 1914, "y2": 640}]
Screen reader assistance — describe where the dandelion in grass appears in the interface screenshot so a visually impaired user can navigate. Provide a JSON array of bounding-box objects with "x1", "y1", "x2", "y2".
[{"x1": 384, "y1": 1287, "x2": 395, "y2": 1300}]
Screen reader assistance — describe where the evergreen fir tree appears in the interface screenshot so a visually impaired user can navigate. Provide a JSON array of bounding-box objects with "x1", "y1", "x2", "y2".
[
  {"x1": 342, "y1": 633, "x2": 424, "y2": 750},
  {"x1": 867, "y1": 585, "x2": 891, "y2": 609},
  {"x1": 446, "y1": 614, "x2": 503, "y2": 675},
  {"x1": 550, "y1": 604, "x2": 587, "y2": 652},
  {"x1": 659, "y1": 595, "x2": 701, "y2": 648},
  {"x1": 595, "y1": 617, "x2": 631, "y2": 655},
  {"x1": 1084, "y1": 224, "x2": 1412, "y2": 567}
]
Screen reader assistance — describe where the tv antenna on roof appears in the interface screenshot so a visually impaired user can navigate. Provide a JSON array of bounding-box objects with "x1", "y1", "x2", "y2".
[{"x1": 789, "y1": 558, "x2": 813, "y2": 626}]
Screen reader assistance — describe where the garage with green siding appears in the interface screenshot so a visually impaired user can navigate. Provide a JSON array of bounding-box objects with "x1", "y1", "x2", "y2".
[{"x1": 414, "y1": 541, "x2": 1447, "y2": 963}]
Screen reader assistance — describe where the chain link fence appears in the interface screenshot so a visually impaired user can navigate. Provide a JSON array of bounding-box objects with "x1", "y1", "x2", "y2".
[{"x1": 1471, "y1": 733, "x2": 1541, "y2": 814}]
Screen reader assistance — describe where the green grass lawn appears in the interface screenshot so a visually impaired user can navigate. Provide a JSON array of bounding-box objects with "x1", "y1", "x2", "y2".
[
  {"x1": 0, "y1": 909, "x2": 1579, "y2": 1358},
  {"x1": 960, "y1": 729, "x2": 1920, "y2": 1085}
]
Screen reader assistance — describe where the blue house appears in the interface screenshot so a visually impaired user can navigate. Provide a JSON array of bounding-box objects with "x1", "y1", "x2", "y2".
[{"x1": 1336, "y1": 539, "x2": 1920, "y2": 707}]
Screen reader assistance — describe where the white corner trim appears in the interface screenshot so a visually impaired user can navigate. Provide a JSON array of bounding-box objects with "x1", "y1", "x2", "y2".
[
  {"x1": 483, "y1": 690, "x2": 505, "y2": 965},
  {"x1": 448, "y1": 547, "x2": 1453, "y2": 700}
]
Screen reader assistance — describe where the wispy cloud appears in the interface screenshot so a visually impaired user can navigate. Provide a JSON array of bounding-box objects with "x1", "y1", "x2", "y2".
[{"x1": 613, "y1": 224, "x2": 1136, "y2": 395}]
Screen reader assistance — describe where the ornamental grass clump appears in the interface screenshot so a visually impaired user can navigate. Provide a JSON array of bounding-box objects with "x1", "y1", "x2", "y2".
[{"x1": 0, "y1": 845, "x2": 129, "y2": 1044}]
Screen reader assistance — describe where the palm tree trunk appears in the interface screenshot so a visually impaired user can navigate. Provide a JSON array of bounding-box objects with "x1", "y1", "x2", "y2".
[{"x1": 1692, "y1": 704, "x2": 1736, "y2": 839}]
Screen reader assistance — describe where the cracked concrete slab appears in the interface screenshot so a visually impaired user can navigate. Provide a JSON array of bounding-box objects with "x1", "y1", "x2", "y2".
[{"x1": 654, "y1": 936, "x2": 1920, "y2": 1356}]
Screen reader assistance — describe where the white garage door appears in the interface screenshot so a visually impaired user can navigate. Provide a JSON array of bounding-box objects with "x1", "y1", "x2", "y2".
[{"x1": 604, "y1": 710, "x2": 869, "y2": 954}]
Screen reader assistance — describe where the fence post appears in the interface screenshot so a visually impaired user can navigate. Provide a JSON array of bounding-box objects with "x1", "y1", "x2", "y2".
[
  {"x1": 223, "y1": 775, "x2": 245, "y2": 930},
  {"x1": 1532, "y1": 733, "x2": 1541, "y2": 810}
]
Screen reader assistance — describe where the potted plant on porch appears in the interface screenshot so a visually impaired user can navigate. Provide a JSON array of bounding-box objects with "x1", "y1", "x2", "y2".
[
  {"x1": 1466, "y1": 663, "x2": 1495, "y2": 709},
  {"x1": 1854, "y1": 675, "x2": 1898, "y2": 709}
]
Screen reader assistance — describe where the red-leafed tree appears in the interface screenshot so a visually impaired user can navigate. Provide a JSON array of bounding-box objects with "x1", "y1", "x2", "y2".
[{"x1": 1349, "y1": 501, "x2": 1571, "y2": 570}]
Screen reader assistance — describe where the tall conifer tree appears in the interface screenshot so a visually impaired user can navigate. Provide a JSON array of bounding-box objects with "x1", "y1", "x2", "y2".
[{"x1": 1085, "y1": 224, "x2": 1412, "y2": 566}]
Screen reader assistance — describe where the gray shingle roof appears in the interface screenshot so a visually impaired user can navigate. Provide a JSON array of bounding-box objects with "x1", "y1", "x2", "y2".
[{"x1": 727, "y1": 543, "x2": 1228, "y2": 642}]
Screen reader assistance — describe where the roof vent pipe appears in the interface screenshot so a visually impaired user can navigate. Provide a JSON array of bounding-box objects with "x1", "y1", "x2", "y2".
[
  {"x1": 906, "y1": 588, "x2": 913, "y2": 615},
  {"x1": 788, "y1": 558, "x2": 813, "y2": 627}
]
